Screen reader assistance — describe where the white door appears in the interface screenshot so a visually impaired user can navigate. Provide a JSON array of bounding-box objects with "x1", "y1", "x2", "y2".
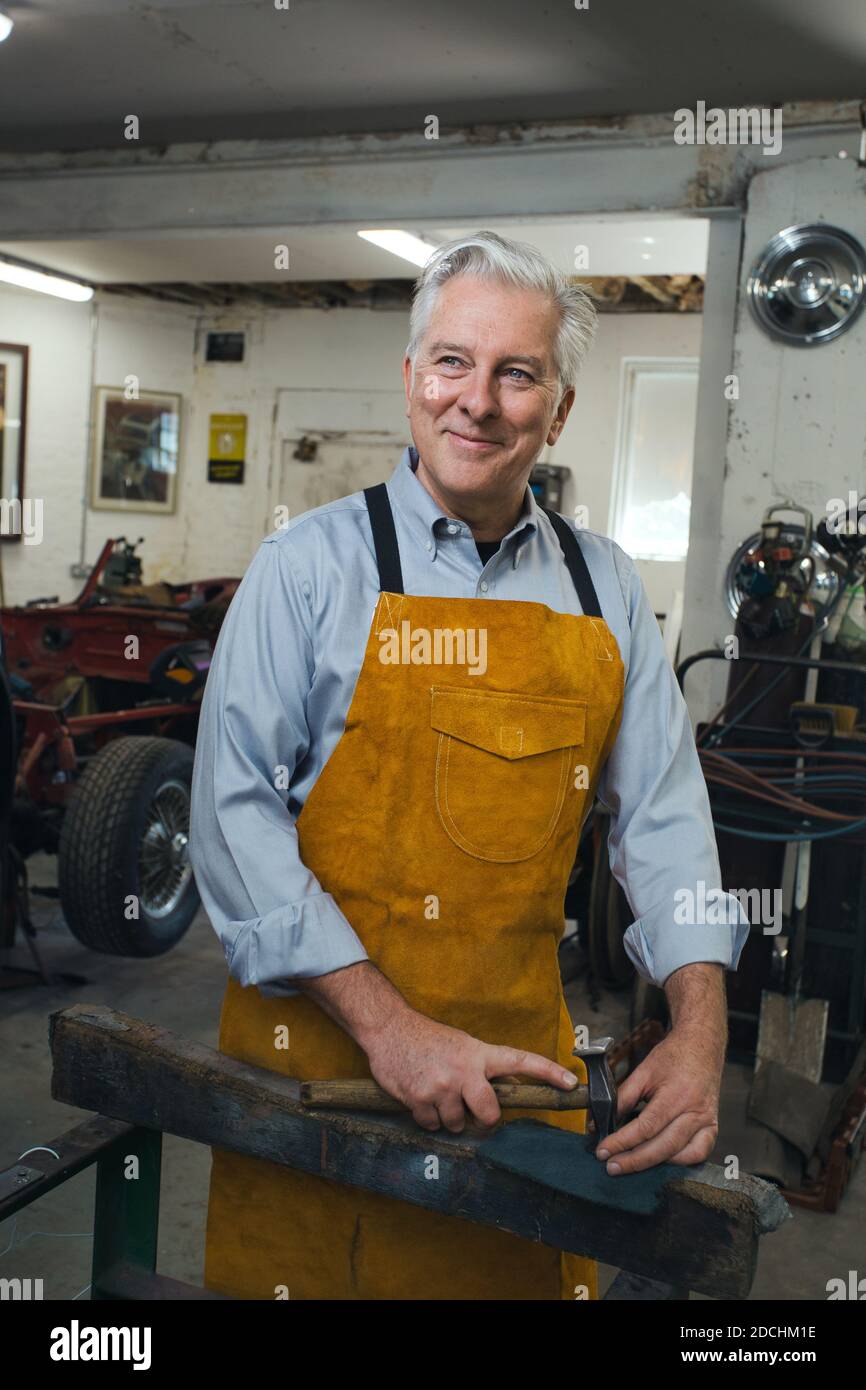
[{"x1": 272, "y1": 389, "x2": 409, "y2": 523}]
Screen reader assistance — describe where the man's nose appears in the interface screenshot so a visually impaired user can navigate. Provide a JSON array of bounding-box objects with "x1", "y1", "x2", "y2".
[{"x1": 455, "y1": 371, "x2": 500, "y2": 420}]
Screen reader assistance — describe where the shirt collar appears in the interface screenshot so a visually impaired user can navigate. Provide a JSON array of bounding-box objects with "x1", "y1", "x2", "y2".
[{"x1": 387, "y1": 445, "x2": 539, "y2": 563}]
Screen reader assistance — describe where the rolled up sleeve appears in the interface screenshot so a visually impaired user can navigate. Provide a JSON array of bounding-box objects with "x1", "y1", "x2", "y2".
[
  {"x1": 596, "y1": 550, "x2": 749, "y2": 988},
  {"x1": 189, "y1": 538, "x2": 368, "y2": 997}
]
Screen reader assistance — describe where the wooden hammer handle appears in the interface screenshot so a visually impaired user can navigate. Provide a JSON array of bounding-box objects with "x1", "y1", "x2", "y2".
[{"x1": 299, "y1": 1078, "x2": 589, "y2": 1112}]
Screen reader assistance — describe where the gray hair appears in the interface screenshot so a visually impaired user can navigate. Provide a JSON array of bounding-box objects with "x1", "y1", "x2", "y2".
[{"x1": 407, "y1": 230, "x2": 597, "y2": 392}]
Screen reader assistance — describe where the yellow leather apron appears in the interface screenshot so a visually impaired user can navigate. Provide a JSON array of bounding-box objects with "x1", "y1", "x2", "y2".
[{"x1": 205, "y1": 483, "x2": 624, "y2": 1299}]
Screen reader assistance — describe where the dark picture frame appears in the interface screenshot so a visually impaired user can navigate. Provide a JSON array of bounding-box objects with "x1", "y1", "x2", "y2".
[
  {"x1": 0, "y1": 343, "x2": 30, "y2": 544},
  {"x1": 91, "y1": 386, "x2": 181, "y2": 514}
]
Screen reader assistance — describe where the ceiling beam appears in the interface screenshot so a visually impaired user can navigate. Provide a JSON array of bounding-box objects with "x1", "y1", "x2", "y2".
[
  {"x1": 0, "y1": 103, "x2": 858, "y2": 241},
  {"x1": 96, "y1": 275, "x2": 703, "y2": 312}
]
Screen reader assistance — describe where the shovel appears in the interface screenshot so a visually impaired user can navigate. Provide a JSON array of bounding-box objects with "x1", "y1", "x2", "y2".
[{"x1": 755, "y1": 632, "x2": 829, "y2": 1090}]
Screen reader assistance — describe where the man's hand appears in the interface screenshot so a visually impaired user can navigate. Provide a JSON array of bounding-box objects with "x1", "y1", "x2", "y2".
[
  {"x1": 594, "y1": 962, "x2": 727, "y2": 1175},
  {"x1": 296, "y1": 959, "x2": 577, "y2": 1133},
  {"x1": 364, "y1": 1006, "x2": 577, "y2": 1132}
]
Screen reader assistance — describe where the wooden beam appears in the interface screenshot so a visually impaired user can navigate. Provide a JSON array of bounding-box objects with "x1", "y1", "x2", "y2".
[
  {"x1": 98, "y1": 1263, "x2": 230, "y2": 1301},
  {"x1": 630, "y1": 274, "x2": 676, "y2": 305},
  {"x1": 96, "y1": 276, "x2": 699, "y2": 313},
  {"x1": 49, "y1": 1004, "x2": 790, "y2": 1299}
]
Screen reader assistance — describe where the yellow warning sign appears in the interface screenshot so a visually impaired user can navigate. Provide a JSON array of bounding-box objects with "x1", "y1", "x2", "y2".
[{"x1": 208, "y1": 413, "x2": 247, "y2": 483}]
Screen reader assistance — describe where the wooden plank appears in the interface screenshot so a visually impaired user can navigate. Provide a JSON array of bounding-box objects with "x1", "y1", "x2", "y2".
[
  {"x1": 49, "y1": 1004, "x2": 790, "y2": 1299},
  {"x1": 98, "y1": 1263, "x2": 230, "y2": 1301}
]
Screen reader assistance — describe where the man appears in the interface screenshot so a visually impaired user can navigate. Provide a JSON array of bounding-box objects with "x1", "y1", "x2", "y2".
[{"x1": 191, "y1": 230, "x2": 748, "y2": 1301}]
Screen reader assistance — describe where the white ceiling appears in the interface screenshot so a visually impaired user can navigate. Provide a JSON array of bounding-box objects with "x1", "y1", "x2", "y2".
[
  {"x1": 0, "y1": 0, "x2": 862, "y2": 153},
  {"x1": 0, "y1": 217, "x2": 709, "y2": 284}
]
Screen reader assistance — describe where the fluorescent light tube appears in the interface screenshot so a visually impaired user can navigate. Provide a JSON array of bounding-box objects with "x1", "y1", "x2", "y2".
[
  {"x1": 357, "y1": 230, "x2": 437, "y2": 268},
  {"x1": 0, "y1": 259, "x2": 94, "y2": 302}
]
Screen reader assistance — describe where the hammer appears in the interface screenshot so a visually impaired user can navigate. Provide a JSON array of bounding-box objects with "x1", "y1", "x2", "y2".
[{"x1": 300, "y1": 1035, "x2": 618, "y2": 1144}]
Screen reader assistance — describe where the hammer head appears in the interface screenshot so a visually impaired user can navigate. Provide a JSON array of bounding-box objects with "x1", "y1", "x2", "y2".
[{"x1": 573, "y1": 1036, "x2": 617, "y2": 1145}]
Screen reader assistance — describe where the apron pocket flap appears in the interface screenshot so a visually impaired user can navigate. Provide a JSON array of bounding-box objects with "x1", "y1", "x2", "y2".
[{"x1": 430, "y1": 686, "x2": 587, "y2": 760}]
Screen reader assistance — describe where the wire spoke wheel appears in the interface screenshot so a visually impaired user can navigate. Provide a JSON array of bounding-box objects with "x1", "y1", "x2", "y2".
[
  {"x1": 138, "y1": 779, "x2": 192, "y2": 918},
  {"x1": 59, "y1": 736, "x2": 199, "y2": 957}
]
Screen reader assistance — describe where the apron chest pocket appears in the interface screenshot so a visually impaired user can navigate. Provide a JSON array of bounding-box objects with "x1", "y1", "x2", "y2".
[{"x1": 430, "y1": 686, "x2": 587, "y2": 863}]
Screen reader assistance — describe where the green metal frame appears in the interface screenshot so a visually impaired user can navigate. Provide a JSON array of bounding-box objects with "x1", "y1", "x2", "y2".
[
  {"x1": 0, "y1": 1117, "x2": 167, "y2": 1300},
  {"x1": 91, "y1": 1127, "x2": 162, "y2": 1299}
]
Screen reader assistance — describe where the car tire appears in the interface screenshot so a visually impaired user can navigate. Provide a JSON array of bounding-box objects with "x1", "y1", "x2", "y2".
[
  {"x1": 59, "y1": 735, "x2": 199, "y2": 957},
  {"x1": 587, "y1": 812, "x2": 634, "y2": 991},
  {"x1": 629, "y1": 976, "x2": 669, "y2": 1033}
]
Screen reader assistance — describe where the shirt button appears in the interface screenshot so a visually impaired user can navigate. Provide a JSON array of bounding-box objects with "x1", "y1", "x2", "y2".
[
  {"x1": 447, "y1": 524, "x2": 458, "y2": 535},
  {"x1": 425, "y1": 540, "x2": 433, "y2": 551},
  {"x1": 480, "y1": 580, "x2": 489, "y2": 593}
]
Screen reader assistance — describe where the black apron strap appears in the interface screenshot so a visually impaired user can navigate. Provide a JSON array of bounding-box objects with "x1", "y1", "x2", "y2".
[
  {"x1": 363, "y1": 485, "x2": 602, "y2": 615},
  {"x1": 542, "y1": 508, "x2": 604, "y2": 619},
  {"x1": 363, "y1": 483, "x2": 405, "y2": 594}
]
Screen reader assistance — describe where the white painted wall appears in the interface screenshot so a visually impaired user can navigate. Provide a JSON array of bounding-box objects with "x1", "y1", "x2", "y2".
[
  {"x1": 0, "y1": 286, "x2": 199, "y2": 605},
  {"x1": 0, "y1": 284, "x2": 702, "y2": 613},
  {"x1": 0, "y1": 286, "x2": 92, "y2": 605},
  {"x1": 681, "y1": 155, "x2": 866, "y2": 718},
  {"x1": 92, "y1": 299, "x2": 198, "y2": 579},
  {"x1": 723, "y1": 156, "x2": 866, "y2": 584}
]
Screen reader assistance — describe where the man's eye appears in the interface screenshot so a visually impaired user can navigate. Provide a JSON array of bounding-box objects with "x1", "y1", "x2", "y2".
[
  {"x1": 438, "y1": 356, "x2": 464, "y2": 367},
  {"x1": 505, "y1": 367, "x2": 532, "y2": 381}
]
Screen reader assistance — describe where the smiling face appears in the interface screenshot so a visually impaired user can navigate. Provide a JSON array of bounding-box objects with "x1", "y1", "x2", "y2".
[{"x1": 402, "y1": 275, "x2": 575, "y2": 535}]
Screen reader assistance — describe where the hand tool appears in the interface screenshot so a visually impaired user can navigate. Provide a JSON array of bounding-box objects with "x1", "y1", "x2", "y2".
[
  {"x1": 758, "y1": 631, "x2": 828, "y2": 1086},
  {"x1": 300, "y1": 1035, "x2": 619, "y2": 1144},
  {"x1": 574, "y1": 1036, "x2": 618, "y2": 1144}
]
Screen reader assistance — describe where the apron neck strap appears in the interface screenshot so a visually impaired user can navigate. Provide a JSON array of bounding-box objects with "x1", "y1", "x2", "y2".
[
  {"x1": 542, "y1": 508, "x2": 604, "y2": 619},
  {"x1": 362, "y1": 482, "x2": 605, "y2": 620},
  {"x1": 364, "y1": 483, "x2": 405, "y2": 594}
]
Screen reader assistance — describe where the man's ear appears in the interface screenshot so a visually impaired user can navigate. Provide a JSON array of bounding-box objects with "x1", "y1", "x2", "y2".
[
  {"x1": 546, "y1": 386, "x2": 575, "y2": 446},
  {"x1": 402, "y1": 356, "x2": 414, "y2": 417}
]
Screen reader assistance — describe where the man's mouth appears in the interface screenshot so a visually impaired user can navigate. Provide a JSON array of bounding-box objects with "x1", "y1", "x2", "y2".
[{"x1": 445, "y1": 430, "x2": 499, "y2": 450}]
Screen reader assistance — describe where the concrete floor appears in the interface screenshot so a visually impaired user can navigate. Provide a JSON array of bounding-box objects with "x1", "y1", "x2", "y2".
[{"x1": 1, "y1": 856, "x2": 863, "y2": 1302}]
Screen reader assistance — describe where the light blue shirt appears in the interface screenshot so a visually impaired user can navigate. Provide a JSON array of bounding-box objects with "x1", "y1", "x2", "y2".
[{"x1": 190, "y1": 447, "x2": 748, "y2": 998}]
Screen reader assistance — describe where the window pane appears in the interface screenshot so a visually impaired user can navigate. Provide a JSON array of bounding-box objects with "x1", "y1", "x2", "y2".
[{"x1": 612, "y1": 363, "x2": 698, "y2": 561}]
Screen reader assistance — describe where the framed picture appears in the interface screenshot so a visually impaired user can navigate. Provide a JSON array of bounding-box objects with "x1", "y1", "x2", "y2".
[
  {"x1": 0, "y1": 343, "x2": 29, "y2": 543},
  {"x1": 91, "y1": 387, "x2": 181, "y2": 513}
]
